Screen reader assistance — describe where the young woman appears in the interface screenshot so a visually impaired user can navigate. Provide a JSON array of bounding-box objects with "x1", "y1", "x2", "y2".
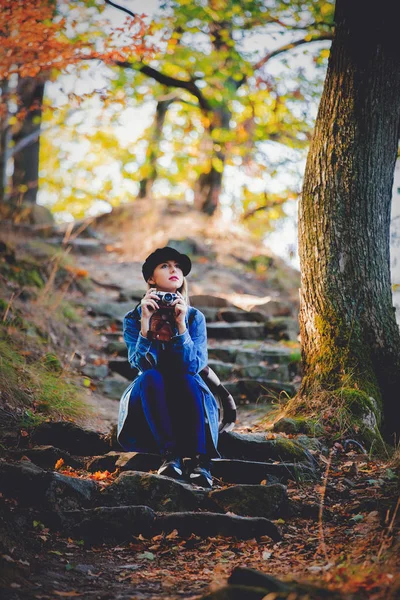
[{"x1": 117, "y1": 246, "x2": 220, "y2": 488}]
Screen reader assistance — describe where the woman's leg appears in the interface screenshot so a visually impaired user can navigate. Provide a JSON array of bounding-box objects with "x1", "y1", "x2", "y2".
[
  {"x1": 139, "y1": 369, "x2": 177, "y2": 454},
  {"x1": 164, "y1": 374, "x2": 207, "y2": 457}
]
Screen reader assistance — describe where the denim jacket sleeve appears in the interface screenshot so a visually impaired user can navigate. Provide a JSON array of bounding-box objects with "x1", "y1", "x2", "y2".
[
  {"x1": 168, "y1": 308, "x2": 208, "y2": 375},
  {"x1": 123, "y1": 312, "x2": 155, "y2": 372}
]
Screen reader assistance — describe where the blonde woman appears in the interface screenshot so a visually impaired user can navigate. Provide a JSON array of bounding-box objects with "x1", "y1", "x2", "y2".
[{"x1": 117, "y1": 247, "x2": 219, "y2": 488}]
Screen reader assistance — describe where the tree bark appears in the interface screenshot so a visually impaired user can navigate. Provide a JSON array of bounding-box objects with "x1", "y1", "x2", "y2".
[
  {"x1": 11, "y1": 77, "x2": 45, "y2": 205},
  {"x1": 137, "y1": 98, "x2": 172, "y2": 199},
  {"x1": 296, "y1": 0, "x2": 400, "y2": 443}
]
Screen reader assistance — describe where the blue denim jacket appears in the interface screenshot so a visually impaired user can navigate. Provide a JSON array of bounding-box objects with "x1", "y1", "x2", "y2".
[{"x1": 117, "y1": 305, "x2": 220, "y2": 456}]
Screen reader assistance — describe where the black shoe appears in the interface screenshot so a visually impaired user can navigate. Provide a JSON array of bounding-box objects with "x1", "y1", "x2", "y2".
[
  {"x1": 157, "y1": 455, "x2": 184, "y2": 480},
  {"x1": 188, "y1": 456, "x2": 213, "y2": 488}
]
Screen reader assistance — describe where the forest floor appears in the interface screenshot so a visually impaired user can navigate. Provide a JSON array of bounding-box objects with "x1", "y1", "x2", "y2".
[{"x1": 1, "y1": 204, "x2": 400, "y2": 599}]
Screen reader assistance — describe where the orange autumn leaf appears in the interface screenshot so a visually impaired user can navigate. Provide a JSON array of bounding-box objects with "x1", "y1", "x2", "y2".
[
  {"x1": 54, "y1": 458, "x2": 64, "y2": 470},
  {"x1": 89, "y1": 470, "x2": 112, "y2": 481}
]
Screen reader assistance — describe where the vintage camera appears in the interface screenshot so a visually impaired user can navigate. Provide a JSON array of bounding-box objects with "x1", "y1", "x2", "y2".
[
  {"x1": 154, "y1": 291, "x2": 178, "y2": 305},
  {"x1": 148, "y1": 291, "x2": 178, "y2": 342}
]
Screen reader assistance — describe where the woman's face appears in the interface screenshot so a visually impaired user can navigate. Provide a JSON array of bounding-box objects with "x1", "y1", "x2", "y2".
[{"x1": 148, "y1": 260, "x2": 184, "y2": 292}]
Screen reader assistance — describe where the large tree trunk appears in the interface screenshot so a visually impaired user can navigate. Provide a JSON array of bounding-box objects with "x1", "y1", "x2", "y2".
[
  {"x1": 11, "y1": 77, "x2": 45, "y2": 205},
  {"x1": 0, "y1": 80, "x2": 11, "y2": 206},
  {"x1": 295, "y1": 0, "x2": 400, "y2": 443},
  {"x1": 137, "y1": 98, "x2": 173, "y2": 199}
]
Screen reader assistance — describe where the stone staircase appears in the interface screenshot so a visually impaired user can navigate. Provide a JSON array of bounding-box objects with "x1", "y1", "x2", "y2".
[
  {"x1": 0, "y1": 291, "x2": 321, "y2": 549},
  {"x1": 85, "y1": 290, "x2": 301, "y2": 411}
]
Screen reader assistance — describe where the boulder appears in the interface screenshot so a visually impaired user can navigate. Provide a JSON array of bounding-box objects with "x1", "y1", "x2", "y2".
[
  {"x1": 218, "y1": 432, "x2": 317, "y2": 467},
  {"x1": 87, "y1": 301, "x2": 133, "y2": 323},
  {"x1": 31, "y1": 422, "x2": 110, "y2": 456},
  {"x1": 0, "y1": 461, "x2": 98, "y2": 511},
  {"x1": 209, "y1": 483, "x2": 288, "y2": 519},
  {"x1": 101, "y1": 471, "x2": 202, "y2": 512},
  {"x1": 7, "y1": 446, "x2": 83, "y2": 470},
  {"x1": 210, "y1": 459, "x2": 316, "y2": 484}
]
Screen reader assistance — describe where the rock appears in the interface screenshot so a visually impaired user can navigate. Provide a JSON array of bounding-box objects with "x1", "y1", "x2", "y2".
[
  {"x1": 225, "y1": 567, "x2": 347, "y2": 599},
  {"x1": 104, "y1": 341, "x2": 127, "y2": 356},
  {"x1": 218, "y1": 310, "x2": 264, "y2": 323},
  {"x1": 234, "y1": 364, "x2": 290, "y2": 380},
  {"x1": 265, "y1": 317, "x2": 300, "y2": 341},
  {"x1": 88, "y1": 301, "x2": 134, "y2": 323},
  {"x1": 85, "y1": 452, "x2": 121, "y2": 473},
  {"x1": 207, "y1": 345, "x2": 292, "y2": 367},
  {"x1": 223, "y1": 379, "x2": 296, "y2": 403},
  {"x1": 207, "y1": 322, "x2": 266, "y2": 340},
  {"x1": 31, "y1": 422, "x2": 110, "y2": 456},
  {"x1": 0, "y1": 461, "x2": 98, "y2": 511},
  {"x1": 99, "y1": 376, "x2": 129, "y2": 400},
  {"x1": 210, "y1": 459, "x2": 316, "y2": 484},
  {"x1": 209, "y1": 483, "x2": 288, "y2": 519},
  {"x1": 108, "y1": 359, "x2": 138, "y2": 380},
  {"x1": 251, "y1": 299, "x2": 293, "y2": 318},
  {"x1": 101, "y1": 471, "x2": 202, "y2": 512},
  {"x1": 82, "y1": 364, "x2": 109, "y2": 379},
  {"x1": 218, "y1": 432, "x2": 316, "y2": 467},
  {"x1": 61, "y1": 507, "x2": 280, "y2": 543},
  {"x1": 273, "y1": 417, "x2": 325, "y2": 436},
  {"x1": 199, "y1": 307, "x2": 221, "y2": 322},
  {"x1": 155, "y1": 511, "x2": 281, "y2": 541},
  {"x1": 117, "y1": 452, "x2": 162, "y2": 472},
  {"x1": 208, "y1": 359, "x2": 236, "y2": 380},
  {"x1": 190, "y1": 295, "x2": 234, "y2": 308},
  {"x1": 7, "y1": 446, "x2": 83, "y2": 470},
  {"x1": 118, "y1": 288, "x2": 146, "y2": 302},
  {"x1": 64, "y1": 505, "x2": 156, "y2": 543},
  {"x1": 199, "y1": 584, "x2": 275, "y2": 599}
]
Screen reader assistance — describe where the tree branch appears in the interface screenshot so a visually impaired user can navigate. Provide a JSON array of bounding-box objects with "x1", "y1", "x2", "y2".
[
  {"x1": 235, "y1": 33, "x2": 333, "y2": 90},
  {"x1": 104, "y1": 0, "x2": 136, "y2": 19},
  {"x1": 114, "y1": 61, "x2": 211, "y2": 110}
]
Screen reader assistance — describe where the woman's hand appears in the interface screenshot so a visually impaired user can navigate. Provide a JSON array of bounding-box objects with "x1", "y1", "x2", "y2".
[
  {"x1": 140, "y1": 288, "x2": 159, "y2": 319},
  {"x1": 140, "y1": 289, "x2": 159, "y2": 337},
  {"x1": 172, "y1": 291, "x2": 187, "y2": 333}
]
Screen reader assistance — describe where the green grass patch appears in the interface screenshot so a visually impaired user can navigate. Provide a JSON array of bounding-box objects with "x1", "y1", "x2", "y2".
[{"x1": 0, "y1": 331, "x2": 90, "y2": 428}]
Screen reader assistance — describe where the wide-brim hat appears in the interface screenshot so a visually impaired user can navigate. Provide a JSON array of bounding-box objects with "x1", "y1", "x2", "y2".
[{"x1": 142, "y1": 246, "x2": 192, "y2": 282}]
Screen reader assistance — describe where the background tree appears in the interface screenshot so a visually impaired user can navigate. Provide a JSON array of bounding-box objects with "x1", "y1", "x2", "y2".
[
  {"x1": 0, "y1": 0, "x2": 149, "y2": 213},
  {"x1": 108, "y1": 0, "x2": 334, "y2": 215},
  {"x1": 290, "y1": 0, "x2": 400, "y2": 445}
]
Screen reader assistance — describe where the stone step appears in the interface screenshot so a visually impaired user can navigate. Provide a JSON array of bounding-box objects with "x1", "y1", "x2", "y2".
[
  {"x1": 207, "y1": 344, "x2": 293, "y2": 366},
  {"x1": 208, "y1": 359, "x2": 290, "y2": 382},
  {"x1": 86, "y1": 452, "x2": 316, "y2": 484},
  {"x1": 223, "y1": 378, "x2": 297, "y2": 403},
  {"x1": 207, "y1": 322, "x2": 267, "y2": 340},
  {"x1": 60, "y1": 506, "x2": 281, "y2": 543},
  {"x1": 218, "y1": 432, "x2": 317, "y2": 467}
]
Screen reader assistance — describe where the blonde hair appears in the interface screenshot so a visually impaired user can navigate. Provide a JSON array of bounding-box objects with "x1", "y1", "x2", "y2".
[{"x1": 147, "y1": 276, "x2": 190, "y2": 305}]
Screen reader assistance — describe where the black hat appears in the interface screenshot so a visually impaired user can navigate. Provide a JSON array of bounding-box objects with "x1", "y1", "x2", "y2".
[{"x1": 142, "y1": 246, "x2": 192, "y2": 282}]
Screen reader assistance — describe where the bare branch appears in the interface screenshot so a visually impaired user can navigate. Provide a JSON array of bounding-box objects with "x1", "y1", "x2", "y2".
[{"x1": 104, "y1": 0, "x2": 136, "y2": 19}]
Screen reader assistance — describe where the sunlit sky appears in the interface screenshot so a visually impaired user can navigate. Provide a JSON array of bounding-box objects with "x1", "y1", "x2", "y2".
[{"x1": 41, "y1": 0, "x2": 333, "y2": 269}]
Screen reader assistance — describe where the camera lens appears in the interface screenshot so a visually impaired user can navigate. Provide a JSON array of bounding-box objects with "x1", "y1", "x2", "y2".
[{"x1": 163, "y1": 293, "x2": 173, "y2": 303}]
